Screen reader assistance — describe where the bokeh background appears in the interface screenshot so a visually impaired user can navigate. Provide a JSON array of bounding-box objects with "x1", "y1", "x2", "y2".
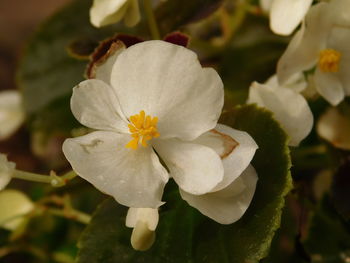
[{"x1": 0, "y1": 0, "x2": 72, "y2": 171}]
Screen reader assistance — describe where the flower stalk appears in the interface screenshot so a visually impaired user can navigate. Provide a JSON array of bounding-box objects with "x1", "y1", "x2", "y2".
[
  {"x1": 221, "y1": 0, "x2": 250, "y2": 44},
  {"x1": 12, "y1": 169, "x2": 77, "y2": 187},
  {"x1": 143, "y1": 0, "x2": 160, "y2": 39}
]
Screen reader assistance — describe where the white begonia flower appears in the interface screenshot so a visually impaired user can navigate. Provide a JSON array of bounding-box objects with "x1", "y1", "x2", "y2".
[
  {"x1": 247, "y1": 76, "x2": 313, "y2": 146},
  {"x1": 90, "y1": 0, "x2": 140, "y2": 28},
  {"x1": 0, "y1": 190, "x2": 34, "y2": 231},
  {"x1": 0, "y1": 154, "x2": 15, "y2": 190},
  {"x1": 277, "y1": 0, "x2": 350, "y2": 106},
  {"x1": 260, "y1": 0, "x2": 312, "y2": 36},
  {"x1": 0, "y1": 90, "x2": 25, "y2": 140},
  {"x1": 126, "y1": 208, "x2": 158, "y2": 251},
  {"x1": 63, "y1": 40, "x2": 258, "y2": 224},
  {"x1": 317, "y1": 107, "x2": 350, "y2": 150}
]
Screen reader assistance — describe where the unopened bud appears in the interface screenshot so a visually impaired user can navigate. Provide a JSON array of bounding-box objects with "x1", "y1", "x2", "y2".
[{"x1": 131, "y1": 221, "x2": 155, "y2": 251}]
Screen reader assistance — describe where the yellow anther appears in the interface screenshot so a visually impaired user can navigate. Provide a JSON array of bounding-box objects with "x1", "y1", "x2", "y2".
[
  {"x1": 126, "y1": 110, "x2": 160, "y2": 149},
  {"x1": 318, "y1": 49, "x2": 341, "y2": 73}
]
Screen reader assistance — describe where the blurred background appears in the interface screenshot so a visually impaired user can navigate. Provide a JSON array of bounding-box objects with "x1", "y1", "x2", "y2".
[
  {"x1": 0, "y1": 0, "x2": 72, "y2": 171},
  {"x1": 0, "y1": 3, "x2": 105, "y2": 262}
]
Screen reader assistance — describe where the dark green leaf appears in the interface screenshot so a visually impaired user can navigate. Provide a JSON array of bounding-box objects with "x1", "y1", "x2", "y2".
[{"x1": 155, "y1": 0, "x2": 224, "y2": 35}]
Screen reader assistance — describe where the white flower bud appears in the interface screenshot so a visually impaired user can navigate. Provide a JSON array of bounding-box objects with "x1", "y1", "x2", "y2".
[
  {"x1": 0, "y1": 190, "x2": 34, "y2": 231},
  {"x1": 130, "y1": 221, "x2": 156, "y2": 251},
  {"x1": 0, "y1": 90, "x2": 24, "y2": 140},
  {"x1": 126, "y1": 207, "x2": 158, "y2": 251},
  {"x1": 0, "y1": 154, "x2": 15, "y2": 190}
]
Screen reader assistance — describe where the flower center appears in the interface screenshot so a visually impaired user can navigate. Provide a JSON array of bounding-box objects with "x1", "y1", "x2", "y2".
[
  {"x1": 125, "y1": 110, "x2": 160, "y2": 150},
  {"x1": 318, "y1": 49, "x2": 341, "y2": 73}
]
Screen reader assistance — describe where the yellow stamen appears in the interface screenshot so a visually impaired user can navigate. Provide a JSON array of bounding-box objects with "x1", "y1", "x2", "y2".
[
  {"x1": 318, "y1": 49, "x2": 341, "y2": 73},
  {"x1": 126, "y1": 110, "x2": 160, "y2": 150}
]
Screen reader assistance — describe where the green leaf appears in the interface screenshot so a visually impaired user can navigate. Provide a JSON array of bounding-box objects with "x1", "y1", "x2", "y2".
[
  {"x1": 155, "y1": 0, "x2": 224, "y2": 34},
  {"x1": 77, "y1": 104, "x2": 292, "y2": 262},
  {"x1": 18, "y1": 0, "x2": 112, "y2": 113}
]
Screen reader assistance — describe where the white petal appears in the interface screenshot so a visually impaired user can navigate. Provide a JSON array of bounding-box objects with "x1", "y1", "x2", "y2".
[
  {"x1": 277, "y1": 23, "x2": 314, "y2": 84},
  {"x1": 62, "y1": 131, "x2": 168, "y2": 208},
  {"x1": 90, "y1": 0, "x2": 129, "y2": 27},
  {"x1": 317, "y1": 107, "x2": 350, "y2": 150},
  {"x1": 248, "y1": 82, "x2": 313, "y2": 146},
  {"x1": 328, "y1": 0, "x2": 350, "y2": 26},
  {"x1": 265, "y1": 74, "x2": 280, "y2": 88},
  {"x1": 277, "y1": 3, "x2": 330, "y2": 84},
  {"x1": 270, "y1": 0, "x2": 312, "y2": 36},
  {"x1": 327, "y1": 27, "x2": 350, "y2": 96},
  {"x1": 153, "y1": 138, "x2": 224, "y2": 195},
  {"x1": 126, "y1": 207, "x2": 158, "y2": 231},
  {"x1": 0, "y1": 154, "x2": 15, "y2": 190},
  {"x1": 339, "y1": 56, "x2": 350, "y2": 96},
  {"x1": 314, "y1": 68, "x2": 344, "y2": 106},
  {"x1": 110, "y1": 40, "x2": 224, "y2": 141},
  {"x1": 260, "y1": 0, "x2": 273, "y2": 12},
  {"x1": 123, "y1": 0, "x2": 141, "y2": 27},
  {"x1": 194, "y1": 124, "x2": 258, "y2": 191},
  {"x1": 266, "y1": 73, "x2": 307, "y2": 93},
  {"x1": 180, "y1": 165, "x2": 258, "y2": 224},
  {"x1": 0, "y1": 90, "x2": 24, "y2": 140},
  {"x1": 0, "y1": 190, "x2": 34, "y2": 231},
  {"x1": 71, "y1": 79, "x2": 129, "y2": 132}
]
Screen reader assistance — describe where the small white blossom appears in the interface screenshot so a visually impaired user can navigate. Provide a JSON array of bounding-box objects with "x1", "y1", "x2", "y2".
[
  {"x1": 63, "y1": 40, "x2": 258, "y2": 224},
  {"x1": 248, "y1": 75, "x2": 313, "y2": 146},
  {"x1": 126, "y1": 208, "x2": 158, "y2": 251},
  {"x1": 0, "y1": 190, "x2": 34, "y2": 231},
  {"x1": 317, "y1": 107, "x2": 350, "y2": 150},
  {"x1": 260, "y1": 0, "x2": 312, "y2": 36},
  {"x1": 0, "y1": 154, "x2": 15, "y2": 190},
  {"x1": 90, "y1": 0, "x2": 140, "y2": 28},
  {"x1": 0, "y1": 90, "x2": 24, "y2": 140},
  {"x1": 277, "y1": 0, "x2": 350, "y2": 105}
]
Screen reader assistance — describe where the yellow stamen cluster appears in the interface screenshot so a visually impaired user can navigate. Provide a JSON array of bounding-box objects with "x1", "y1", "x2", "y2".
[
  {"x1": 318, "y1": 49, "x2": 341, "y2": 73},
  {"x1": 126, "y1": 110, "x2": 160, "y2": 150}
]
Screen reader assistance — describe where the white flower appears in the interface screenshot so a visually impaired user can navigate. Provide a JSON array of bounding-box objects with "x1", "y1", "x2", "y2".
[
  {"x1": 0, "y1": 190, "x2": 34, "y2": 231},
  {"x1": 0, "y1": 154, "x2": 15, "y2": 190},
  {"x1": 247, "y1": 75, "x2": 313, "y2": 146},
  {"x1": 90, "y1": 0, "x2": 140, "y2": 28},
  {"x1": 0, "y1": 90, "x2": 24, "y2": 140},
  {"x1": 277, "y1": 0, "x2": 350, "y2": 105},
  {"x1": 317, "y1": 107, "x2": 350, "y2": 150},
  {"x1": 260, "y1": 0, "x2": 312, "y2": 36},
  {"x1": 63, "y1": 40, "x2": 258, "y2": 224},
  {"x1": 126, "y1": 207, "x2": 158, "y2": 251}
]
